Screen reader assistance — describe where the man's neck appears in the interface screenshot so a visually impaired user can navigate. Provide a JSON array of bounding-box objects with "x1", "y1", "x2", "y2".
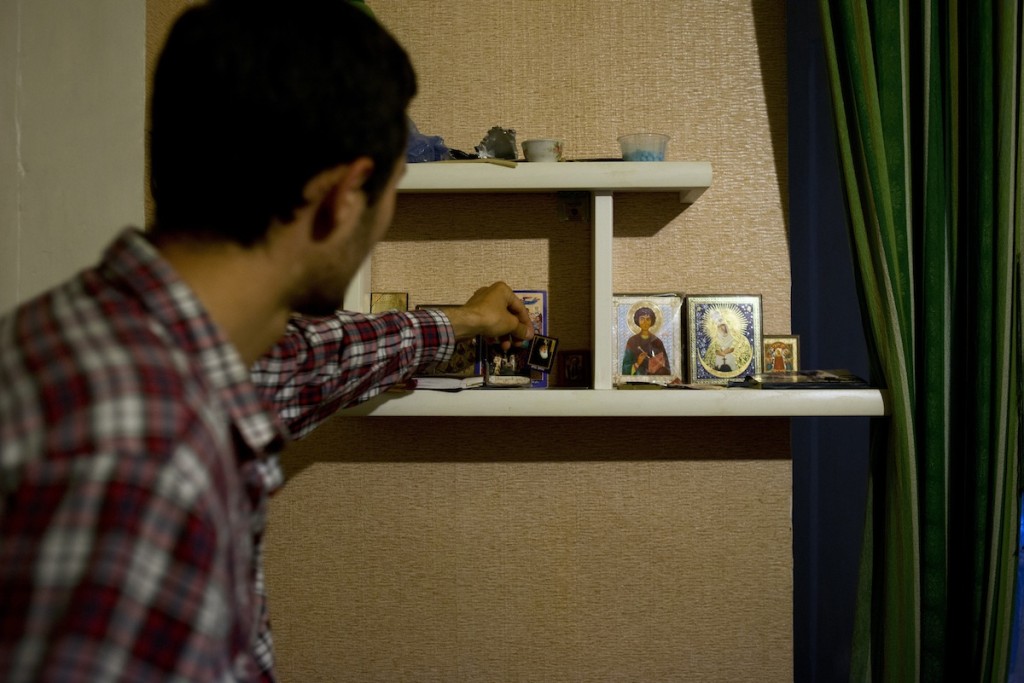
[{"x1": 155, "y1": 237, "x2": 293, "y2": 365}]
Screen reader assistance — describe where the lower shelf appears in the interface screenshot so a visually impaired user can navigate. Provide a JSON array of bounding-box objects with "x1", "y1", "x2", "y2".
[{"x1": 340, "y1": 388, "x2": 887, "y2": 417}]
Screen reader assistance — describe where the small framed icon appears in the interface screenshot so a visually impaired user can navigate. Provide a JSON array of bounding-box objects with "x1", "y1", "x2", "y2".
[
  {"x1": 527, "y1": 335, "x2": 558, "y2": 372},
  {"x1": 763, "y1": 335, "x2": 800, "y2": 373},
  {"x1": 685, "y1": 294, "x2": 763, "y2": 384},
  {"x1": 612, "y1": 294, "x2": 683, "y2": 386}
]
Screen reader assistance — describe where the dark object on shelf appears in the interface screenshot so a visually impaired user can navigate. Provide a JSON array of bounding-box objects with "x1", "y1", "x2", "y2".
[
  {"x1": 406, "y1": 119, "x2": 450, "y2": 162},
  {"x1": 557, "y1": 350, "x2": 591, "y2": 387},
  {"x1": 733, "y1": 369, "x2": 870, "y2": 389},
  {"x1": 476, "y1": 126, "x2": 518, "y2": 160},
  {"x1": 448, "y1": 148, "x2": 478, "y2": 160}
]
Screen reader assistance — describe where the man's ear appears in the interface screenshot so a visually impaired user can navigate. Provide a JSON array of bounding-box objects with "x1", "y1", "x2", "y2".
[{"x1": 307, "y1": 157, "x2": 375, "y2": 242}]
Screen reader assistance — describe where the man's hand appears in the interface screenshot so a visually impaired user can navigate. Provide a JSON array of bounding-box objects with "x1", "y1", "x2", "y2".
[{"x1": 443, "y1": 282, "x2": 535, "y2": 347}]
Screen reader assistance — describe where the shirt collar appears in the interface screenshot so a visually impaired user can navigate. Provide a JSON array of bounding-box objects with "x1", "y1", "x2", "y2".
[{"x1": 100, "y1": 228, "x2": 288, "y2": 455}]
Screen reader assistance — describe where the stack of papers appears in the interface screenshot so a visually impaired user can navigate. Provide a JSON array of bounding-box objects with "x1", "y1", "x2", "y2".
[{"x1": 411, "y1": 375, "x2": 484, "y2": 391}]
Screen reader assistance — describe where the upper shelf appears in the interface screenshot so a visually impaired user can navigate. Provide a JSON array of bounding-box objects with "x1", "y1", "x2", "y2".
[{"x1": 399, "y1": 160, "x2": 713, "y2": 203}]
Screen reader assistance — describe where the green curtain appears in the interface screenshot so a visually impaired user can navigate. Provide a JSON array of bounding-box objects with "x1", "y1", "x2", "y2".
[{"x1": 818, "y1": 1, "x2": 1023, "y2": 680}]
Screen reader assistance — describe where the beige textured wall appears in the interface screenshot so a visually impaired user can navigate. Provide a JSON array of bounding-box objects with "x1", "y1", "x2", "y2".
[
  {"x1": 147, "y1": 1, "x2": 791, "y2": 680},
  {"x1": 383, "y1": 1, "x2": 788, "y2": 327},
  {"x1": 274, "y1": 418, "x2": 791, "y2": 681}
]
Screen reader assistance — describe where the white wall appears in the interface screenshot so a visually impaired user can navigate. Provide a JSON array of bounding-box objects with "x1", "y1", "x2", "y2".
[{"x1": 0, "y1": 0, "x2": 144, "y2": 313}]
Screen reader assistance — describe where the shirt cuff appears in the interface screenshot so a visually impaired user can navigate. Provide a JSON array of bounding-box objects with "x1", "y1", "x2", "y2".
[{"x1": 411, "y1": 307, "x2": 457, "y2": 364}]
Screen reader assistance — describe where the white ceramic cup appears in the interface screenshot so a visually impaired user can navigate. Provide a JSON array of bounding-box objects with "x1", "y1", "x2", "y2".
[{"x1": 522, "y1": 138, "x2": 563, "y2": 162}]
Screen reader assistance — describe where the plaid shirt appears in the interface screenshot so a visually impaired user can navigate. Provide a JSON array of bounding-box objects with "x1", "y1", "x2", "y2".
[{"x1": 0, "y1": 229, "x2": 453, "y2": 682}]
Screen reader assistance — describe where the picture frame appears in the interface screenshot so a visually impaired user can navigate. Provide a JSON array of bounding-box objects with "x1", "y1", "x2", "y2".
[
  {"x1": 370, "y1": 292, "x2": 408, "y2": 313},
  {"x1": 484, "y1": 337, "x2": 533, "y2": 387},
  {"x1": 415, "y1": 304, "x2": 482, "y2": 377},
  {"x1": 612, "y1": 294, "x2": 683, "y2": 386},
  {"x1": 516, "y1": 289, "x2": 548, "y2": 388},
  {"x1": 557, "y1": 350, "x2": 591, "y2": 387},
  {"x1": 762, "y1": 335, "x2": 800, "y2": 373},
  {"x1": 526, "y1": 335, "x2": 558, "y2": 372},
  {"x1": 685, "y1": 294, "x2": 763, "y2": 384}
]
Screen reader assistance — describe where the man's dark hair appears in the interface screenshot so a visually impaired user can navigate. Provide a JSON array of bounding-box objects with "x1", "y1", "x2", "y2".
[{"x1": 149, "y1": 0, "x2": 417, "y2": 246}]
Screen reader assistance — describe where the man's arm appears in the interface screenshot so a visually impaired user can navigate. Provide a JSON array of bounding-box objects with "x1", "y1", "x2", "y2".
[{"x1": 253, "y1": 281, "x2": 533, "y2": 439}]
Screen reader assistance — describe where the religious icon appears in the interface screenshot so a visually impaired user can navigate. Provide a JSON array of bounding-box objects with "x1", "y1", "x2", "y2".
[
  {"x1": 763, "y1": 335, "x2": 800, "y2": 373},
  {"x1": 515, "y1": 289, "x2": 548, "y2": 388},
  {"x1": 612, "y1": 295, "x2": 683, "y2": 386},
  {"x1": 484, "y1": 337, "x2": 532, "y2": 387},
  {"x1": 527, "y1": 335, "x2": 558, "y2": 372},
  {"x1": 686, "y1": 294, "x2": 763, "y2": 384},
  {"x1": 415, "y1": 304, "x2": 482, "y2": 377}
]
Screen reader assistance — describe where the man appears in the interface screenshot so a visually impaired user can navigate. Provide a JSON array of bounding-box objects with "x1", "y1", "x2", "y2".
[{"x1": 0, "y1": 1, "x2": 532, "y2": 680}]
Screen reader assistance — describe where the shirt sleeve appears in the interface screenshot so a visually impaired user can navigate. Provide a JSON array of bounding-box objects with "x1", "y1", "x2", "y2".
[{"x1": 250, "y1": 308, "x2": 454, "y2": 439}]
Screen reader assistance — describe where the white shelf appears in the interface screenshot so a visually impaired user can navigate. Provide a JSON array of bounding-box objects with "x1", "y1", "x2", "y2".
[
  {"x1": 341, "y1": 388, "x2": 887, "y2": 417},
  {"x1": 398, "y1": 160, "x2": 712, "y2": 203},
  {"x1": 343, "y1": 160, "x2": 713, "y2": 345},
  {"x1": 341, "y1": 160, "x2": 885, "y2": 418}
]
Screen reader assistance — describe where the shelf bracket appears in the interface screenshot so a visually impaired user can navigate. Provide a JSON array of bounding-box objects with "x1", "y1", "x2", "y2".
[
  {"x1": 343, "y1": 253, "x2": 373, "y2": 313},
  {"x1": 680, "y1": 186, "x2": 708, "y2": 204},
  {"x1": 592, "y1": 191, "x2": 614, "y2": 390}
]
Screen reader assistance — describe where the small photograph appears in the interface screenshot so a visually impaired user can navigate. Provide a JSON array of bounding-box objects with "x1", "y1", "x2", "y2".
[
  {"x1": 557, "y1": 350, "x2": 591, "y2": 388},
  {"x1": 612, "y1": 294, "x2": 683, "y2": 386},
  {"x1": 484, "y1": 338, "x2": 532, "y2": 387},
  {"x1": 527, "y1": 335, "x2": 558, "y2": 372},
  {"x1": 370, "y1": 292, "x2": 409, "y2": 313},
  {"x1": 686, "y1": 294, "x2": 763, "y2": 384},
  {"x1": 763, "y1": 335, "x2": 800, "y2": 373}
]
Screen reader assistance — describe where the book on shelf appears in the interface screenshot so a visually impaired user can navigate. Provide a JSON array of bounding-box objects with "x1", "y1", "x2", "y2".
[
  {"x1": 411, "y1": 374, "x2": 485, "y2": 391},
  {"x1": 733, "y1": 369, "x2": 870, "y2": 389}
]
